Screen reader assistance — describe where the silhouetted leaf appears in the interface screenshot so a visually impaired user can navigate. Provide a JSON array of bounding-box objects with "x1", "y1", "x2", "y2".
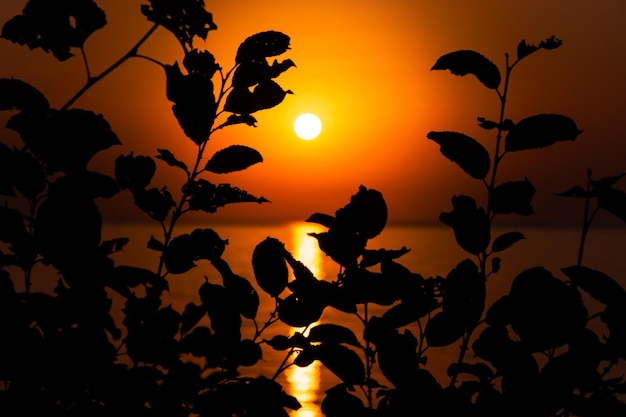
[
  {"x1": 596, "y1": 186, "x2": 626, "y2": 223},
  {"x1": 183, "y1": 48, "x2": 219, "y2": 77},
  {"x1": 99, "y1": 237, "x2": 129, "y2": 255},
  {"x1": 489, "y1": 178, "x2": 535, "y2": 215},
  {"x1": 0, "y1": 78, "x2": 49, "y2": 112},
  {"x1": 12, "y1": 148, "x2": 46, "y2": 199},
  {"x1": 278, "y1": 293, "x2": 325, "y2": 327},
  {"x1": 141, "y1": 0, "x2": 217, "y2": 50},
  {"x1": 308, "y1": 324, "x2": 362, "y2": 347},
  {"x1": 306, "y1": 212, "x2": 335, "y2": 228},
  {"x1": 205, "y1": 145, "x2": 263, "y2": 174},
  {"x1": 427, "y1": 131, "x2": 490, "y2": 179},
  {"x1": 185, "y1": 179, "x2": 269, "y2": 213},
  {"x1": 492, "y1": 231, "x2": 525, "y2": 252},
  {"x1": 165, "y1": 62, "x2": 217, "y2": 145},
  {"x1": 236, "y1": 30, "x2": 291, "y2": 63},
  {"x1": 236, "y1": 339, "x2": 262, "y2": 366},
  {"x1": 447, "y1": 362, "x2": 494, "y2": 383},
  {"x1": 8, "y1": 108, "x2": 120, "y2": 173},
  {"x1": 591, "y1": 173, "x2": 625, "y2": 189},
  {"x1": 477, "y1": 116, "x2": 499, "y2": 130},
  {"x1": 147, "y1": 235, "x2": 166, "y2": 252},
  {"x1": 224, "y1": 81, "x2": 293, "y2": 115},
  {"x1": 517, "y1": 39, "x2": 540, "y2": 60},
  {"x1": 115, "y1": 152, "x2": 156, "y2": 192},
  {"x1": 432, "y1": 50, "x2": 501, "y2": 89},
  {"x1": 491, "y1": 257, "x2": 501, "y2": 273},
  {"x1": 133, "y1": 187, "x2": 175, "y2": 222},
  {"x1": 1, "y1": 0, "x2": 107, "y2": 61},
  {"x1": 232, "y1": 58, "x2": 296, "y2": 89},
  {"x1": 360, "y1": 247, "x2": 410, "y2": 267},
  {"x1": 316, "y1": 344, "x2": 365, "y2": 385},
  {"x1": 539, "y1": 35, "x2": 562, "y2": 50},
  {"x1": 162, "y1": 229, "x2": 227, "y2": 274},
  {"x1": 180, "y1": 303, "x2": 206, "y2": 335},
  {"x1": 507, "y1": 267, "x2": 588, "y2": 351},
  {"x1": 505, "y1": 114, "x2": 582, "y2": 152},
  {"x1": 216, "y1": 114, "x2": 258, "y2": 129},
  {"x1": 252, "y1": 237, "x2": 288, "y2": 297},
  {"x1": 212, "y1": 257, "x2": 259, "y2": 320},
  {"x1": 440, "y1": 195, "x2": 490, "y2": 255},
  {"x1": 199, "y1": 280, "x2": 241, "y2": 341},
  {"x1": 555, "y1": 185, "x2": 588, "y2": 198},
  {"x1": 308, "y1": 230, "x2": 366, "y2": 268},
  {"x1": 335, "y1": 185, "x2": 388, "y2": 240},
  {"x1": 562, "y1": 265, "x2": 626, "y2": 307},
  {"x1": 321, "y1": 385, "x2": 365, "y2": 417},
  {"x1": 156, "y1": 148, "x2": 188, "y2": 174}
]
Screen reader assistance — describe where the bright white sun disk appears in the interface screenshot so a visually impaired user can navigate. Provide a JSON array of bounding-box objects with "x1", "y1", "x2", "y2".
[{"x1": 294, "y1": 113, "x2": 322, "y2": 140}]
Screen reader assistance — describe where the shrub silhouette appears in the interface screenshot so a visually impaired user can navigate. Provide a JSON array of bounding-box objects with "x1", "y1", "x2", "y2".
[{"x1": 1, "y1": 2, "x2": 625, "y2": 417}]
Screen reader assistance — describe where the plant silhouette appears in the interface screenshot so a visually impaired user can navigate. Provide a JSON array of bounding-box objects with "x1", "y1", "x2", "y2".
[{"x1": 1, "y1": 2, "x2": 625, "y2": 417}]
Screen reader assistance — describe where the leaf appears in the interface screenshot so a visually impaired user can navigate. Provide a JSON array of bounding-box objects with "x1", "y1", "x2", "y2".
[
  {"x1": 8, "y1": 109, "x2": 121, "y2": 173},
  {"x1": 133, "y1": 187, "x2": 175, "y2": 222},
  {"x1": 185, "y1": 179, "x2": 270, "y2": 213},
  {"x1": 278, "y1": 293, "x2": 326, "y2": 327},
  {"x1": 491, "y1": 231, "x2": 525, "y2": 252},
  {"x1": 316, "y1": 344, "x2": 365, "y2": 386},
  {"x1": 0, "y1": 78, "x2": 49, "y2": 112},
  {"x1": 431, "y1": 50, "x2": 501, "y2": 89},
  {"x1": 306, "y1": 212, "x2": 335, "y2": 228},
  {"x1": 212, "y1": 257, "x2": 259, "y2": 320},
  {"x1": 489, "y1": 179, "x2": 536, "y2": 216},
  {"x1": 224, "y1": 81, "x2": 293, "y2": 115},
  {"x1": 156, "y1": 149, "x2": 188, "y2": 174},
  {"x1": 505, "y1": 114, "x2": 582, "y2": 152},
  {"x1": 165, "y1": 63, "x2": 217, "y2": 145},
  {"x1": 439, "y1": 195, "x2": 490, "y2": 255},
  {"x1": 596, "y1": 186, "x2": 626, "y2": 223},
  {"x1": 335, "y1": 185, "x2": 388, "y2": 240},
  {"x1": 205, "y1": 145, "x2": 263, "y2": 174},
  {"x1": 141, "y1": 0, "x2": 217, "y2": 50},
  {"x1": 555, "y1": 185, "x2": 588, "y2": 199},
  {"x1": 308, "y1": 324, "x2": 362, "y2": 347},
  {"x1": 252, "y1": 237, "x2": 288, "y2": 297},
  {"x1": 321, "y1": 385, "x2": 365, "y2": 416},
  {"x1": 447, "y1": 362, "x2": 494, "y2": 383},
  {"x1": 216, "y1": 114, "x2": 258, "y2": 129},
  {"x1": 236, "y1": 31, "x2": 291, "y2": 63},
  {"x1": 507, "y1": 267, "x2": 588, "y2": 351},
  {"x1": 561, "y1": 265, "x2": 626, "y2": 307},
  {"x1": 517, "y1": 39, "x2": 540, "y2": 60},
  {"x1": 1, "y1": 0, "x2": 107, "y2": 61},
  {"x1": 427, "y1": 131, "x2": 490, "y2": 180}
]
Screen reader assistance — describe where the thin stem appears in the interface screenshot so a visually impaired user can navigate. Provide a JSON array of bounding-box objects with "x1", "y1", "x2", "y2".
[
  {"x1": 61, "y1": 23, "x2": 159, "y2": 110},
  {"x1": 576, "y1": 169, "x2": 594, "y2": 266}
]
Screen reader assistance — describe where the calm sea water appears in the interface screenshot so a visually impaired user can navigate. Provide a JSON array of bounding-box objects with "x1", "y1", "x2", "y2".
[{"x1": 83, "y1": 222, "x2": 626, "y2": 415}]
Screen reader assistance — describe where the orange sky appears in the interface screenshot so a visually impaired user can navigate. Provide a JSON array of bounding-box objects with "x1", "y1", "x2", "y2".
[{"x1": 1, "y1": 0, "x2": 626, "y2": 225}]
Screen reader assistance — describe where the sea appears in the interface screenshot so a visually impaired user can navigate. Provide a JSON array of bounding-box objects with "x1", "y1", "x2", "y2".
[{"x1": 27, "y1": 222, "x2": 626, "y2": 416}]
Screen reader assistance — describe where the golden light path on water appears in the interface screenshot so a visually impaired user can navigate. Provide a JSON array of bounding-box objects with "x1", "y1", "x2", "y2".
[{"x1": 286, "y1": 223, "x2": 324, "y2": 417}]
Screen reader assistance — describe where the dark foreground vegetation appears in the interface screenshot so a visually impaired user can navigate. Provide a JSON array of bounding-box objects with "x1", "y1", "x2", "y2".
[{"x1": 0, "y1": 1, "x2": 625, "y2": 416}]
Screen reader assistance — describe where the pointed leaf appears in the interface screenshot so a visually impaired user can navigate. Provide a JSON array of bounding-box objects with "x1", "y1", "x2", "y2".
[
  {"x1": 492, "y1": 231, "x2": 525, "y2": 252},
  {"x1": 432, "y1": 50, "x2": 501, "y2": 89},
  {"x1": 115, "y1": 152, "x2": 156, "y2": 192},
  {"x1": 0, "y1": 78, "x2": 49, "y2": 112},
  {"x1": 205, "y1": 145, "x2": 262, "y2": 174},
  {"x1": 555, "y1": 185, "x2": 588, "y2": 199},
  {"x1": 505, "y1": 114, "x2": 582, "y2": 152},
  {"x1": 427, "y1": 131, "x2": 490, "y2": 179},
  {"x1": 252, "y1": 237, "x2": 288, "y2": 297},
  {"x1": 489, "y1": 178, "x2": 535, "y2": 215},
  {"x1": 156, "y1": 148, "x2": 188, "y2": 174},
  {"x1": 236, "y1": 31, "x2": 291, "y2": 63},
  {"x1": 316, "y1": 344, "x2": 365, "y2": 385},
  {"x1": 308, "y1": 324, "x2": 362, "y2": 347},
  {"x1": 561, "y1": 265, "x2": 626, "y2": 307},
  {"x1": 596, "y1": 186, "x2": 626, "y2": 223},
  {"x1": 305, "y1": 212, "x2": 335, "y2": 228}
]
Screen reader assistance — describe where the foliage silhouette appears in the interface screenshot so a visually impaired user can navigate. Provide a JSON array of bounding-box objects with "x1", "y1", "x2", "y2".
[{"x1": 0, "y1": 2, "x2": 625, "y2": 417}]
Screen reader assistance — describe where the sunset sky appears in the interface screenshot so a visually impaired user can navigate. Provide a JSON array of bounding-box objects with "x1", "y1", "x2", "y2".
[{"x1": 1, "y1": 0, "x2": 626, "y2": 225}]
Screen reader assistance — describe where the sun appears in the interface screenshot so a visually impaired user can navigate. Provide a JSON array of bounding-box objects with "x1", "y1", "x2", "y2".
[{"x1": 294, "y1": 113, "x2": 322, "y2": 140}]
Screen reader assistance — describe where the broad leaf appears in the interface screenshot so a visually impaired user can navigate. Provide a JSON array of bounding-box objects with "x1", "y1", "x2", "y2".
[
  {"x1": 236, "y1": 30, "x2": 291, "y2": 63},
  {"x1": 0, "y1": 78, "x2": 49, "y2": 112},
  {"x1": 205, "y1": 145, "x2": 262, "y2": 174},
  {"x1": 440, "y1": 195, "x2": 490, "y2": 255},
  {"x1": 252, "y1": 237, "x2": 288, "y2": 297},
  {"x1": 115, "y1": 153, "x2": 156, "y2": 192},
  {"x1": 305, "y1": 212, "x2": 335, "y2": 228},
  {"x1": 562, "y1": 265, "x2": 626, "y2": 307},
  {"x1": 432, "y1": 50, "x2": 501, "y2": 89},
  {"x1": 491, "y1": 231, "x2": 525, "y2": 252},
  {"x1": 489, "y1": 178, "x2": 535, "y2": 215},
  {"x1": 1, "y1": 0, "x2": 107, "y2": 61},
  {"x1": 427, "y1": 131, "x2": 490, "y2": 179},
  {"x1": 156, "y1": 149, "x2": 188, "y2": 174},
  {"x1": 315, "y1": 344, "x2": 365, "y2": 385},
  {"x1": 505, "y1": 114, "x2": 582, "y2": 152},
  {"x1": 141, "y1": 0, "x2": 217, "y2": 50},
  {"x1": 133, "y1": 187, "x2": 175, "y2": 222},
  {"x1": 224, "y1": 81, "x2": 292, "y2": 115},
  {"x1": 596, "y1": 186, "x2": 626, "y2": 223},
  {"x1": 308, "y1": 324, "x2": 362, "y2": 347}
]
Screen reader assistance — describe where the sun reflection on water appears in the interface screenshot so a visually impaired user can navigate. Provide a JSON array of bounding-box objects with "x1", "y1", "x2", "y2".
[{"x1": 286, "y1": 222, "x2": 324, "y2": 417}]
